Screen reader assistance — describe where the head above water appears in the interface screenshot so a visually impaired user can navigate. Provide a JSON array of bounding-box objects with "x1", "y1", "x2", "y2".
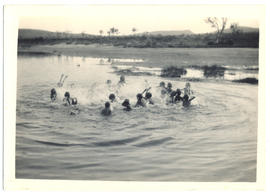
[
  {"x1": 176, "y1": 88, "x2": 181, "y2": 95},
  {"x1": 183, "y1": 94, "x2": 189, "y2": 101},
  {"x1": 109, "y1": 93, "x2": 116, "y2": 101},
  {"x1": 106, "y1": 79, "x2": 112, "y2": 84},
  {"x1": 120, "y1": 75, "x2": 125, "y2": 82},
  {"x1": 122, "y1": 99, "x2": 130, "y2": 107},
  {"x1": 105, "y1": 101, "x2": 110, "y2": 108},
  {"x1": 145, "y1": 92, "x2": 152, "y2": 99},
  {"x1": 137, "y1": 93, "x2": 143, "y2": 100},
  {"x1": 64, "y1": 91, "x2": 70, "y2": 98},
  {"x1": 51, "y1": 88, "x2": 56, "y2": 94},
  {"x1": 167, "y1": 82, "x2": 172, "y2": 88},
  {"x1": 159, "y1": 81, "x2": 165, "y2": 87}
]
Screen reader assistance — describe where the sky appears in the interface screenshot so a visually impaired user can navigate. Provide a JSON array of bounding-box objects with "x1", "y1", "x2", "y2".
[{"x1": 16, "y1": 5, "x2": 262, "y2": 35}]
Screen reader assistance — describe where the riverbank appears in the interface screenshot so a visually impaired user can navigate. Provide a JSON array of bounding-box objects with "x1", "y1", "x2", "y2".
[
  {"x1": 18, "y1": 29, "x2": 259, "y2": 49},
  {"x1": 18, "y1": 44, "x2": 258, "y2": 69},
  {"x1": 18, "y1": 44, "x2": 259, "y2": 85}
]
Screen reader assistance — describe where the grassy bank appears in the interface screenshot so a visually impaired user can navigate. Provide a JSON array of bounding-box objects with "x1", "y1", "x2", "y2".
[
  {"x1": 18, "y1": 31, "x2": 259, "y2": 48},
  {"x1": 18, "y1": 44, "x2": 259, "y2": 69}
]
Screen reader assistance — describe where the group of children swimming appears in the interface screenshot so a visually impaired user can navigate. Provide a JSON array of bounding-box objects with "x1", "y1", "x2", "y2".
[
  {"x1": 101, "y1": 75, "x2": 195, "y2": 116},
  {"x1": 50, "y1": 74, "x2": 195, "y2": 116}
]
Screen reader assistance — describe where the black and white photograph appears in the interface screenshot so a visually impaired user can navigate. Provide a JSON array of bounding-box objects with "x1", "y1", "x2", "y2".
[{"x1": 3, "y1": 3, "x2": 267, "y2": 191}]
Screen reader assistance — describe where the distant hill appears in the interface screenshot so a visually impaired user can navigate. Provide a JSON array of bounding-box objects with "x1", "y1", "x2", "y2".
[
  {"x1": 19, "y1": 29, "x2": 58, "y2": 39},
  {"x1": 18, "y1": 29, "x2": 84, "y2": 39},
  {"x1": 19, "y1": 29, "x2": 195, "y2": 39},
  {"x1": 138, "y1": 30, "x2": 194, "y2": 36},
  {"x1": 224, "y1": 26, "x2": 259, "y2": 33},
  {"x1": 19, "y1": 27, "x2": 259, "y2": 40}
]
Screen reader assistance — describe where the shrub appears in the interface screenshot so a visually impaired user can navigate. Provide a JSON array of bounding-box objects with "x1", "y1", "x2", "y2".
[
  {"x1": 160, "y1": 66, "x2": 187, "y2": 78},
  {"x1": 203, "y1": 65, "x2": 226, "y2": 78},
  {"x1": 232, "y1": 77, "x2": 258, "y2": 84},
  {"x1": 114, "y1": 68, "x2": 153, "y2": 76}
]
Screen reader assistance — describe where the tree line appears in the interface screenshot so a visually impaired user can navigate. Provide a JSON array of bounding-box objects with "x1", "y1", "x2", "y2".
[{"x1": 18, "y1": 18, "x2": 258, "y2": 48}]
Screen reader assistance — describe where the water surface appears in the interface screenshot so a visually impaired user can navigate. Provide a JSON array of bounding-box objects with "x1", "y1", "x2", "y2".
[{"x1": 16, "y1": 53, "x2": 258, "y2": 181}]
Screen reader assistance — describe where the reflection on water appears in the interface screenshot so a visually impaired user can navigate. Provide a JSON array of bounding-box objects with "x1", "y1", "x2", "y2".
[
  {"x1": 99, "y1": 58, "x2": 144, "y2": 65},
  {"x1": 16, "y1": 54, "x2": 258, "y2": 181},
  {"x1": 95, "y1": 56, "x2": 259, "y2": 82}
]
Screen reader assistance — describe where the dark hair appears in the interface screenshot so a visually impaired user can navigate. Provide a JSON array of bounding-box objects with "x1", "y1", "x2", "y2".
[
  {"x1": 145, "y1": 92, "x2": 152, "y2": 99},
  {"x1": 64, "y1": 91, "x2": 70, "y2": 98},
  {"x1": 51, "y1": 88, "x2": 56, "y2": 94},
  {"x1": 167, "y1": 82, "x2": 172, "y2": 88},
  {"x1": 50, "y1": 88, "x2": 57, "y2": 99},
  {"x1": 183, "y1": 94, "x2": 189, "y2": 101},
  {"x1": 137, "y1": 93, "x2": 143, "y2": 99},
  {"x1": 109, "y1": 93, "x2": 116, "y2": 101},
  {"x1": 122, "y1": 99, "x2": 130, "y2": 107},
  {"x1": 176, "y1": 88, "x2": 181, "y2": 95},
  {"x1": 120, "y1": 75, "x2": 125, "y2": 81},
  {"x1": 170, "y1": 91, "x2": 177, "y2": 97},
  {"x1": 105, "y1": 101, "x2": 110, "y2": 108},
  {"x1": 159, "y1": 81, "x2": 165, "y2": 87}
]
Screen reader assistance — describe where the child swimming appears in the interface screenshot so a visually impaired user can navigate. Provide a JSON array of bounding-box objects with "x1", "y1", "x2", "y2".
[
  {"x1": 109, "y1": 93, "x2": 116, "y2": 103},
  {"x1": 169, "y1": 90, "x2": 177, "y2": 103},
  {"x1": 118, "y1": 75, "x2": 126, "y2": 85},
  {"x1": 122, "y1": 99, "x2": 132, "y2": 111},
  {"x1": 63, "y1": 92, "x2": 71, "y2": 105},
  {"x1": 174, "y1": 88, "x2": 183, "y2": 103},
  {"x1": 101, "y1": 101, "x2": 112, "y2": 116},
  {"x1": 166, "y1": 82, "x2": 173, "y2": 94},
  {"x1": 158, "y1": 81, "x2": 167, "y2": 98},
  {"x1": 63, "y1": 91, "x2": 78, "y2": 106},
  {"x1": 184, "y1": 82, "x2": 193, "y2": 97},
  {"x1": 144, "y1": 92, "x2": 154, "y2": 105},
  {"x1": 182, "y1": 94, "x2": 195, "y2": 107},
  {"x1": 106, "y1": 79, "x2": 112, "y2": 85},
  {"x1": 108, "y1": 93, "x2": 116, "y2": 111},
  {"x1": 159, "y1": 81, "x2": 165, "y2": 88},
  {"x1": 135, "y1": 93, "x2": 146, "y2": 107},
  {"x1": 50, "y1": 88, "x2": 57, "y2": 101}
]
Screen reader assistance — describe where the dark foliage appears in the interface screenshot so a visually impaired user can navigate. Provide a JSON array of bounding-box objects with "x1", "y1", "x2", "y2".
[
  {"x1": 203, "y1": 65, "x2": 226, "y2": 78},
  {"x1": 18, "y1": 31, "x2": 259, "y2": 48},
  {"x1": 161, "y1": 66, "x2": 187, "y2": 78},
  {"x1": 233, "y1": 77, "x2": 258, "y2": 84},
  {"x1": 114, "y1": 69, "x2": 153, "y2": 76}
]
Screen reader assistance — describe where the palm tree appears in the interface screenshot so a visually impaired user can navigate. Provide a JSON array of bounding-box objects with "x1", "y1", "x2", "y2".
[
  {"x1": 99, "y1": 30, "x2": 103, "y2": 36},
  {"x1": 132, "y1": 27, "x2": 137, "y2": 35},
  {"x1": 115, "y1": 28, "x2": 119, "y2": 35},
  {"x1": 81, "y1": 31, "x2": 86, "y2": 38},
  {"x1": 110, "y1": 27, "x2": 116, "y2": 36}
]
